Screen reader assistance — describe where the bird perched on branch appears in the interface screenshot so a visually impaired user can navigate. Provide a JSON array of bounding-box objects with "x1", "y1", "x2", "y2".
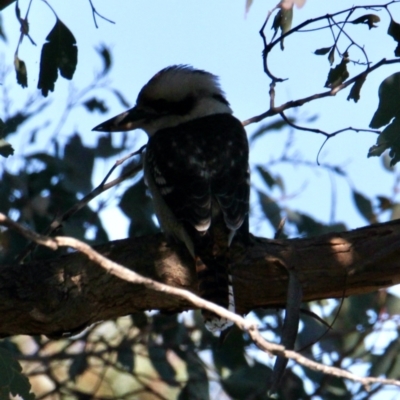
[{"x1": 93, "y1": 65, "x2": 250, "y2": 332}]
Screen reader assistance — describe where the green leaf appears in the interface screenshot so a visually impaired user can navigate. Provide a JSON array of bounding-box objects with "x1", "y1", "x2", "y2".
[
  {"x1": 370, "y1": 338, "x2": 400, "y2": 377},
  {"x1": 38, "y1": 19, "x2": 78, "y2": 96},
  {"x1": 347, "y1": 74, "x2": 366, "y2": 103},
  {"x1": 272, "y1": 7, "x2": 293, "y2": 50},
  {"x1": 324, "y1": 52, "x2": 349, "y2": 88},
  {"x1": 388, "y1": 18, "x2": 400, "y2": 57},
  {"x1": 351, "y1": 14, "x2": 380, "y2": 29},
  {"x1": 14, "y1": 56, "x2": 27, "y2": 88},
  {"x1": 368, "y1": 117, "x2": 400, "y2": 166},
  {"x1": 385, "y1": 293, "x2": 400, "y2": 316},
  {"x1": 391, "y1": 203, "x2": 400, "y2": 220},
  {"x1": 352, "y1": 190, "x2": 376, "y2": 223},
  {"x1": 370, "y1": 73, "x2": 400, "y2": 128},
  {"x1": 314, "y1": 46, "x2": 332, "y2": 55},
  {"x1": 0, "y1": 348, "x2": 35, "y2": 400}
]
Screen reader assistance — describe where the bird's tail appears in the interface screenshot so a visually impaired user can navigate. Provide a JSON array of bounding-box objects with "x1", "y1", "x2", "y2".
[{"x1": 193, "y1": 224, "x2": 235, "y2": 333}]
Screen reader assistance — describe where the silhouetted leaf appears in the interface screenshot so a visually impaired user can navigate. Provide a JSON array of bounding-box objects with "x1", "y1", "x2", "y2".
[
  {"x1": 222, "y1": 362, "x2": 272, "y2": 399},
  {"x1": 83, "y1": 97, "x2": 108, "y2": 113},
  {"x1": 250, "y1": 117, "x2": 294, "y2": 142},
  {"x1": 370, "y1": 73, "x2": 400, "y2": 128},
  {"x1": 63, "y1": 134, "x2": 94, "y2": 194},
  {"x1": 178, "y1": 353, "x2": 209, "y2": 400},
  {"x1": 38, "y1": 19, "x2": 77, "y2": 96},
  {"x1": 119, "y1": 177, "x2": 158, "y2": 236},
  {"x1": 352, "y1": 190, "x2": 376, "y2": 223},
  {"x1": 117, "y1": 340, "x2": 134, "y2": 371},
  {"x1": 111, "y1": 89, "x2": 131, "y2": 108},
  {"x1": 245, "y1": 0, "x2": 254, "y2": 15},
  {"x1": 0, "y1": 14, "x2": 6, "y2": 42},
  {"x1": 3, "y1": 112, "x2": 31, "y2": 136},
  {"x1": 96, "y1": 44, "x2": 112, "y2": 75},
  {"x1": 351, "y1": 14, "x2": 380, "y2": 29},
  {"x1": 324, "y1": 377, "x2": 351, "y2": 399},
  {"x1": 96, "y1": 133, "x2": 125, "y2": 158},
  {"x1": 148, "y1": 346, "x2": 178, "y2": 385},
  {"x1": 0, "y1": 348, "x2": 35, "y2": 400},
  {"x1": 68, "y1": 354, "x2": 88, "y2": 382},
  {"x1": 258, "y1": 191, "x2": 282, "y2": 230},
  {"x1": 287, "y1": 210, "x2": 346, "y2": 237},
  {"x1": 256, "y1": 166, "x2": 276, "y2": 189},
  {"x1": 328, "y1": 46, "x2": 335, "y2": 65},
  {"x1": 368, "y1": 117, "x2": 400, "y2": 166},
  {"x1": 388, "y1": 18, "x2": 400, "y2": 57},
  {"x1": 14, "y1": 56, "x2": 27, "y2": 88},
  {"x1": 0, "y1": 139, "x2": 14, "y2": 157},
  {"x1": 213, "y1": 327, "x2": 247, "y2": 372},
  {"x1": 376, "y1": 195, "x2": 392, "y2": 211},
  {"x1": 314, "y1": 46, "x2": 332, "y2": 55},
  {"x1": 347, "y1": 74, "x2": 366, "y2": 103},
  {"x1": 325, "y1": 52, "x2": 349, "y2": 88},
  {"x1": 131, "y1": 312, "x2": 148, "y2": 329}
]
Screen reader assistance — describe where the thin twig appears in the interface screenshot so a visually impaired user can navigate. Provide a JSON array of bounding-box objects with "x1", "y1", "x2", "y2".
[
  {"x1": 242, "y1": 58, "x2": 400, "y2": 127},
  {"x1": 88, "y1": 0, "x2": 115, "y2": 28}
]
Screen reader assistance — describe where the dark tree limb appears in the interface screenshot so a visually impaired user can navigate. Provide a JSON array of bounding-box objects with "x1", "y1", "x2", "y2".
[{"x1": 1, "y1": 219, "x2": 400, "y2": 337}]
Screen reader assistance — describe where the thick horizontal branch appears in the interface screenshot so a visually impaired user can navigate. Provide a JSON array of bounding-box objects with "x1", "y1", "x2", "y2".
[{"x1": 1, "y1": 219, "x2": 400, "y2": 336}]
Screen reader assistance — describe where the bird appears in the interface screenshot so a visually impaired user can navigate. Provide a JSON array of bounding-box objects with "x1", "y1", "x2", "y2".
[{"x1": 92, "y1": 65, "x2": 250, "y2": 332}]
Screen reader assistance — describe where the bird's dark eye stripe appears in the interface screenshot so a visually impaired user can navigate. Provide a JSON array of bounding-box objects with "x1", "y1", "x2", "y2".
[
  {"x1": 212, "y1": 93, "x2": 229, "y2": 106},
  {"x1": 143, "y1": 96, "x2": 195, "y2": 115}
]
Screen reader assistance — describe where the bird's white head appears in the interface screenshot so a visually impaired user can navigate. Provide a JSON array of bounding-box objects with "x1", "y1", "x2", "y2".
[{"x1": 92, "y1": 65, "x2": 233, "y2": 136}]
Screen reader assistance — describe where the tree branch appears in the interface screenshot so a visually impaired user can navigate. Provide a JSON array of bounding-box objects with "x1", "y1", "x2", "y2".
[
  {"x1": 2, "y1": 212, "x2": 400, "y2": 389},
  {"x1": 1, "y1": 213, "x2": 400, "y2": 337}
]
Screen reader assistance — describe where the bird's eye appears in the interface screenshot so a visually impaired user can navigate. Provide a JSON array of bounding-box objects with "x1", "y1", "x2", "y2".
[{"x1": 144, "y1": 96, "x2": 195, "y2": 115}]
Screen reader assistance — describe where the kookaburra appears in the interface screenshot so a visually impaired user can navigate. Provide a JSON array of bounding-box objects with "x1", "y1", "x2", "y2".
[{"x1": 93, "y1": 65, "x2": 250, "y2": 332}]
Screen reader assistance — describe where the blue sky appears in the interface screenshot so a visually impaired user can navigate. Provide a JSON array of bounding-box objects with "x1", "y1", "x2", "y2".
[
  {"x1": 2, "y1": 0, "x2": 400, "y2": 241},
  {"x1": 2, "y1": 1, "x2": 400, "y2": 397}
]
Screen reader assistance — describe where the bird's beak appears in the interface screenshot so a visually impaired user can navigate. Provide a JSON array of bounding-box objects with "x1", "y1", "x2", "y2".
[{"x1": 92, "y1": 107, "x2": 152, "y2": 132}]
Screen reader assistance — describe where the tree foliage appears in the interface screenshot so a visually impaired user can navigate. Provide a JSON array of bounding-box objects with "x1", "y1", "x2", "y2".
[{"x1": 1, "y1": 1, "x2": 400, "y2": 399}]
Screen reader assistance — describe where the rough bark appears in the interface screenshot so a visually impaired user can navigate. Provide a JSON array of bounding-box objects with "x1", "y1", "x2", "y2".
[{"x1": 1, "y1": 219, "x2": 400, "y2": 337}]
